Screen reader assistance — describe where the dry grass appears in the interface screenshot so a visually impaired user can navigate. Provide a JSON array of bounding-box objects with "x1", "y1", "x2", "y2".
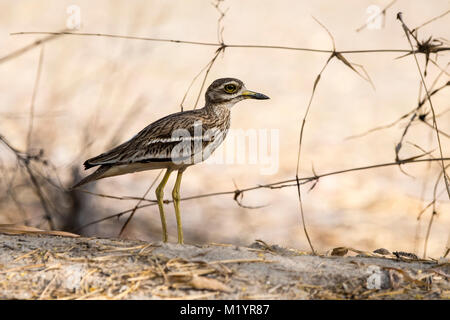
[{"x1": 0, "y1": 233, "x2": 448, "y2": 300}]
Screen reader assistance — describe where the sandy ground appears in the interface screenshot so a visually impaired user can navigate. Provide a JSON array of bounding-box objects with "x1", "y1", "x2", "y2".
[{"x1": 0, "y1": 232, "x2": 448, "y2": 300}]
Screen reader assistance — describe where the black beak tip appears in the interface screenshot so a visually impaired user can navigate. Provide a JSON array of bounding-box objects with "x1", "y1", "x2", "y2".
[{"x1": 256, "y1": 93, "x2": 270, "y2": 100}]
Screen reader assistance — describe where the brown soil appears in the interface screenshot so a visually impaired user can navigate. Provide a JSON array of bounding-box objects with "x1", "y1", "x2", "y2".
[{"x1": 0, "y1": 233, "x2": 448, "y2": 299}]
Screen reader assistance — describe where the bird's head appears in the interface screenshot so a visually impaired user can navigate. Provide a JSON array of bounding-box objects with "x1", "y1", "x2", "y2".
[{"x1": 205, "y1": 78, "x2": 269, "y2": 107}]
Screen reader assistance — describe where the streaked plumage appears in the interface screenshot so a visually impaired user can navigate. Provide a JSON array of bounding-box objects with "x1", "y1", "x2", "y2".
[{"x1": 72, "y1": 77, "x2": 269, "y2": 243}]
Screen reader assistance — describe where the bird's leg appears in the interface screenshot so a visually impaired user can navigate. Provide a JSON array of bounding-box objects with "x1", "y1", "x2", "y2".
[
  {"x1": 172, "y1": 168, "x2": 185, "y2": 244},
  {"x1": 155, "y1": 169, "x2": 172, "y2": 242}
]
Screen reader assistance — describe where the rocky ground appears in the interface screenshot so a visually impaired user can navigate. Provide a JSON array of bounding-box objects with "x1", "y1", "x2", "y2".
[{"x1": 0, "y1": 229, "x2": 448, "y2": 300}]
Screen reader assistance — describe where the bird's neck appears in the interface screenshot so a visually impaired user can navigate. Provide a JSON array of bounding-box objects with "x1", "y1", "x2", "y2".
[{"x1": 204, "y1": 102, "x2": 232, "y2": 119}]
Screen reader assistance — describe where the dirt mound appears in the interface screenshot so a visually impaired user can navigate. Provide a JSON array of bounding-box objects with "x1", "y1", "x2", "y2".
[{"x1": 0, "y1": 233, "x2": 448, "y2": 299}]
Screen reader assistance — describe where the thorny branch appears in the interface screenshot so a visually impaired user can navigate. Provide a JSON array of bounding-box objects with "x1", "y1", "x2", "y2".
[
  {"x1": 0, "y1": 29, "x2": 66, "y2": 64},
  {"x1": 118, "y1": 170, "x2": 163, "y2": 237},
  {"x1": 346, "y1": 76, "x2": 449, "y2": 141},
  {"x1": 397, "y1": 12, "x2": 450, "y2": 199},
  {"x1": 26, "y1": 45, "x2": 45, "y2": 152},
  {"x1": 0, "y1": 134, "x2": 55, "y2": 229},
  {"x1": 11, "y1": 31, "x2": 450, "y2": 56},
  {"x1": 74, "y1": 156, "x2": 450, "y2": 233}
]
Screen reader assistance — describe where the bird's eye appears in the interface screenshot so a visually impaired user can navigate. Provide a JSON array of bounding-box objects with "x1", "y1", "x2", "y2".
[{"x1": 224, "y1": 84, "x2": 237, "y2": 93}]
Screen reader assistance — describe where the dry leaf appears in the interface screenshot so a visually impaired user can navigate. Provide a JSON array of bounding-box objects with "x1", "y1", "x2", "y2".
[
  {"x1": 384, "y1": 267, "x2": 428, "y2": 288},
  {"x1": 374, "y1": 248, "x2": 391, "y2": 255},
  {"x1": 188, "y1": 275, "x2": 232, "y2": 293},
  {"x1": 0, "y1": 224, "x2": 79, "y2": 238},
  {"x1": 331, "y1": 247, "x2": 348, "y2": 256}
]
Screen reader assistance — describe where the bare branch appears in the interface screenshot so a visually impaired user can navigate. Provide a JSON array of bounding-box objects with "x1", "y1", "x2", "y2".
[
  {"x1": 355, "y1": 0, "x2": 397, "y2": 32},
  {"x1": 397, "y1": 12, "x2": 450, "y2": 199},
  {"x1": 26, "y1": 45, "x2": 45, "y2": 152},
  {"x1": 118, "y1": 170, "x2": 163, "y2": 236}
]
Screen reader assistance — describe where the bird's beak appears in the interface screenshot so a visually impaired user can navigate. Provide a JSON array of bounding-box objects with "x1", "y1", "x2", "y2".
[{"x1": 241, "y1": 90, "x2": 270, "y2": 100}]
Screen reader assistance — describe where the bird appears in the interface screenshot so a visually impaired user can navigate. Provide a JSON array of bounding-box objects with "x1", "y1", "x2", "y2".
[{"x1": 72, "y1": 77, "x2": 269, "y2": 244}]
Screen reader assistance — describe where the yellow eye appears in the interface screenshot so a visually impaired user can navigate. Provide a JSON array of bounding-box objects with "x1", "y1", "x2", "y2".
[{"x1": 224, "y1": 84, "x2": 237, "y2": 93}]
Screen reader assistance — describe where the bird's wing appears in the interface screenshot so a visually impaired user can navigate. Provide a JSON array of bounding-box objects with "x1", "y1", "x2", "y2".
[{"x1": 83, "y1": 109, "x2": 217, "y2": 169}]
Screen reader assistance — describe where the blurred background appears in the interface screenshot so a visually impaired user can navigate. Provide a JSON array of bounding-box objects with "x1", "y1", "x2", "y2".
[{"x1": 0, "y1": 0, "x2": 449, "y2": 257}]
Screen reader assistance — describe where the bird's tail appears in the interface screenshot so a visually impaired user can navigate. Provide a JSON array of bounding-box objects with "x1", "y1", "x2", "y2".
[{"x1": 70, "y1": 165, "x2": 111, "y2": 190}]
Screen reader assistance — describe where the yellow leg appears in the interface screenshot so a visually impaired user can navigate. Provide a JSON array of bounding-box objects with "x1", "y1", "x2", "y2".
[
  {"x1": 172, "y1": 168, "x2": 185, "y2": 244},
  {"x1": 155, "y1": 169, "x2": 172, "y2": 242}
]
